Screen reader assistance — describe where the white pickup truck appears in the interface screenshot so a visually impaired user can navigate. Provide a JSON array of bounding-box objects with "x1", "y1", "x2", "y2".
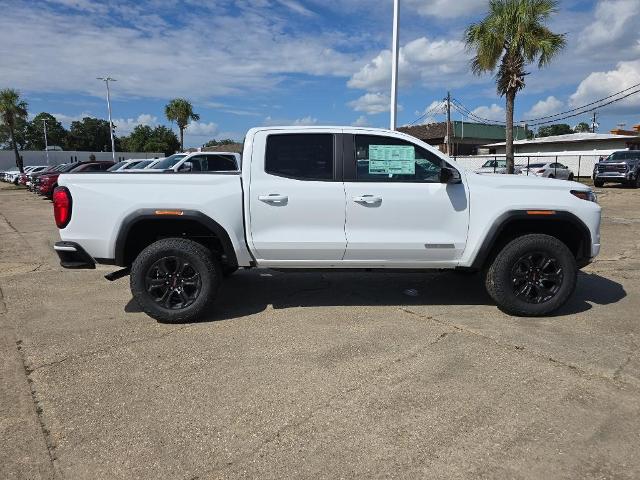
[{"x1": 52, "y1": 126, "x2": 601, "y2": 322}]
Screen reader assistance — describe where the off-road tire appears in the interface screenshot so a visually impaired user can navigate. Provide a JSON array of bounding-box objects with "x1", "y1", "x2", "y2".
[
  {"x1": 594, "y1": 179, "x2": 604, "y2": 188},
  {"x1": 629, "y1": 174, "x2": 640, "y2": 189},
  {"x1": 485, "y1": 234, "x2": 577, "y2": 317},
  {"x1": 130, "y1": 238, "x2": 221, "y2": 323}
]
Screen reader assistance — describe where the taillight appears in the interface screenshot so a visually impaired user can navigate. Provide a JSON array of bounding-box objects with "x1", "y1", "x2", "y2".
[
  {"x1": 537, "y1": 169, "x2": 546, "y2": 173},
  {"x1": 53, "y1": 187, "x2": 72, "y2": 228}
]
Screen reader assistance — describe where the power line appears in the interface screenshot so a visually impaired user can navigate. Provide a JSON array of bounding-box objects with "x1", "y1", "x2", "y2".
[
  {"x1": 407, "y1": 100, "x2": 446, "y2": 126},
  {"x1": 518, "y1": 82, "x2": 640, "y2": 123}
]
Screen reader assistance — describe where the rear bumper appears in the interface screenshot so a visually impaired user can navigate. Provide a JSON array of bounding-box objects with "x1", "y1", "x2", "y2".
[{"x1": 54, "y1": 241, "x2": 96, "y2": 269}]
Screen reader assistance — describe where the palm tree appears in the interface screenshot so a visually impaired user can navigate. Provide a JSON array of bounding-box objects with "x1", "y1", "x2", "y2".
[
  {"x1": 465, "y1": 0, "x2": 566, "y2": 174},
  {"x1": 0, "y1": 89, "x2": 29, "y2": 172},
  {"x1": 164, "y1": 98, "x2": 200, "y2": 151}
]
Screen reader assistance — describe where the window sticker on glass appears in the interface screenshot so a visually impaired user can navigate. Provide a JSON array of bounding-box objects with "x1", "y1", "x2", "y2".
[{"x1": 368, "y1": 145, "x2": 415, "y2": 175}]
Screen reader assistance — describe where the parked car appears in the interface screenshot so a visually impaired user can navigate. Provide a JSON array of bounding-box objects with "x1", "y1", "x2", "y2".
[
  {"x1": 144, "y1": 153, "x2": 188, "y2": 171},
  {"x1": 18, "y1": 166, "x2": 49, "y2": 186},
  {"x1": 593, "y1": 150, "x2": 640, "y2": 188},
  {"x1": 39, "y1": 161, "x2": 114, "y2": 197},
  {"x1": 107, "y1": 160, "x2": 142, "y2": 172},
  {"x1": 53, "y1": 126, "x2": 600, "y2": 322},
  {"x1": 475, "y1": 159, "x2": 507, "y2": 174},
  {"x1": 520, "y1": 162, "x2": 574, "y2": 180},
  {"x1": 1, "y1": 167, "x2": 19, "y2": 182},
  {"x1": 29, "y1": 164, "x2": 69, "y2": 192},
  {"x1": 6, "y1": 166, "x2": 43, "y2": 185},
  {"x1": 122, "y1": 160, "x2": 156, "y2": 172}
]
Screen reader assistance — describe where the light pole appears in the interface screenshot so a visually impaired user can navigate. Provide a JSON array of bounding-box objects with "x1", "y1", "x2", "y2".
[
  {"x1": 97, "y1": 76, "x2": 117, "y2": 161},
  {"x1": 389, "y1": 0, "x2": 400, "y2": 130},
  {"x1": 43, "y1": 119, "x2": 50, "y2": 166}
]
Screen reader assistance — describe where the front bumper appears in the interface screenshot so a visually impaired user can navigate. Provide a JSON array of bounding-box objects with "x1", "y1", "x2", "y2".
[
  {"x1": 54, "y1": 241, "x2": 96, "y2": 269},
  {"x1": 594, "y1": 172, "x2": 631, "y2": 183}
]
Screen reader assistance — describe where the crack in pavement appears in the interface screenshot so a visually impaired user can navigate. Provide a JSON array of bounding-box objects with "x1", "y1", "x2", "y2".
[
  {"x1": 25, "y1": 322, "x2": 204, "y2": 374},
  {"x1": 14, "y1": 339, "x2": 61, "y2": 479},
  {"x1": 187, "y1": 329, "x2": 455, "y2": 480},
  {"x1": 398, "y1": 306, "x2": 638, "y2": 390}
]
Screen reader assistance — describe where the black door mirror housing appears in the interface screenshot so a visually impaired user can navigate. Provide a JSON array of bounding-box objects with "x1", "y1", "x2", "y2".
[{"x1": 440, "y1": 167, "x2": 459, "y2": 184}]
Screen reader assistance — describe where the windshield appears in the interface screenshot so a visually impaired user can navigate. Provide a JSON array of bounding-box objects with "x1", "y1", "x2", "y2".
[
  {"x1": 133, "y1": 160, "x2": 153, "y2": 169},
  {"x1": 481, "y1": 160, "x2": 506, "y2": 168},
  {"x1": 107, "y1": 161, "x2": 127, "y2": 171},
  {"x1": 150, "y1": 154, "x2": 186, "y2": 170},
  {"x1": 605, "y1": 151, "x2": 637, "y2": 162},
  {"x1": 58, "y1": 163, "x2": 79, "y2": 173},
  {"x1": 123, "y1": 161, "x2": 144, "y2": 169}
]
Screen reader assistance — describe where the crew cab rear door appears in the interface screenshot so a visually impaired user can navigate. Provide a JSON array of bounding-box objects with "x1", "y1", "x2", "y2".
[
  {"x1": 247, "y1": 129, "x2": 346, "y2": 262},
  {"x1": 342, "y1": 132, "x2": 469, "y2": 267}
]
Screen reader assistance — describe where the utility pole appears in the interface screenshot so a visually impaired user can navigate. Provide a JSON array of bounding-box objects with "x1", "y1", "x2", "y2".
[
  {"x1": 97, "y1": 76, "x2": 117, "y2": 161},
  {"x1": 43, "y1": 119, "x2": 50, "y2": 166},
  {"x1": 591, "y1": 111, "x2": 598, "y2": 133},
  {"x1": 446, "y1": 91, "x2": 452, "y2": 156},
  {"x1": 389, "y1": 0, "x2": 400, "y2": 130}
]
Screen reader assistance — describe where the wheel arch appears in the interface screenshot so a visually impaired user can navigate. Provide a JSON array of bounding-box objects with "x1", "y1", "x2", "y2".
[
  {"x1": 471, "y1": 210, "x2": 592, "y2": 270},
  {"x1": 114, "y1": 209, "x2": 238, "y2": 268}
]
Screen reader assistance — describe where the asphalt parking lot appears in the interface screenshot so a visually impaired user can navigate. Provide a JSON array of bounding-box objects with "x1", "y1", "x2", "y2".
[{"x1": 1, "y1": 181, "x2": 639, "y2": 480}]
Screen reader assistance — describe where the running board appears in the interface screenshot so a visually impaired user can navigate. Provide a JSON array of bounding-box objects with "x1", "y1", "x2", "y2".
[{"x1": 104, "y1": 267, "x2": 130, "y2": 281}]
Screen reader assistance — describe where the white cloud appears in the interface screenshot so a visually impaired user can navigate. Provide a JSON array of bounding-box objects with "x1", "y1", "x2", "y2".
[
  {"x1": 348, "y1": 93, "x2": 396, "y2": 115},
  {"x1": 352, "y1": 115, "x2": 371, "y2": 127},
  {"x1": 50, "y1": 112, "x2": 94, "y2": 127},
  {"x1": 113, "y1": 114, "x2": 158, "y2": 135},
  {"x1": 577, "y1": 0, "x2": 640, "y2": 59},
  {"x1": 0, "y1": 2, "x2": 361, "y2": 100},
  {"x1": 470, "y1": 104, "x2": 505, "y2": 122},
  {"x1": 292, "y1": 116, "x2": 318, "y2": 126},
  {"x1": 185, "y1": 121, "x2": 219, "y2": 137},
  {"x1": 570, "y1": 60, "x2": 640, "y2": 112},
  {"x1": 404, "y1": 0, "x2": 487, "y2": 18},
  {"x1": 348, "y1": 37, "x2": 470, "y2": 92},
  {"x1": 524, "y1": 96, "x2": 564, "y2": 120},
  {"x1": 275, "y1": 0, "x2": 316, "y2": 16}
]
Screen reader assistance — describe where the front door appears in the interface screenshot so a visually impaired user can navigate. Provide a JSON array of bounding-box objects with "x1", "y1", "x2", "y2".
[
  {"x1": 248, "y1": 131, "x2": 347, "y2": 262},
  {"x1": 343, "y1": 134, "x2": 469, "y2": 267}
]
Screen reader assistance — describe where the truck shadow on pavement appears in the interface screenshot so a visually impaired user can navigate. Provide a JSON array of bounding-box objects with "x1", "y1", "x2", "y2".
[{"x1": 125, "y1": 270, "x2": 626, "y2": 323}]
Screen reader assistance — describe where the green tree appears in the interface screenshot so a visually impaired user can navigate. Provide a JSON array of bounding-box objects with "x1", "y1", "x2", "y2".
[
  {"x1": 164, "y1": 98, "x2": 199, "y2": 151},
  {"x1": 574, "y1": 122, "x2": 591, "y2": 133},
  {"x1": 537, "y1": 123, "x2": 573, "y2": 137},
  {"x1": 0, "y1": 88, "x2": 29, "y2": 172},
  {"x1": 203, "y1": 138, "x2": 237, "y2": 148},
  {"x1": 25, "y1": 112, "x2": 68, "y2": 150},
  {"x1": 66, "y1": 117, "x2": 120, "y2": 152},
  {"x1": 120, "y1": 125, "x2": 180, "y2": 156},
  {"x1": 465, "y1": 0, "x2": 566, "y2": 173}
]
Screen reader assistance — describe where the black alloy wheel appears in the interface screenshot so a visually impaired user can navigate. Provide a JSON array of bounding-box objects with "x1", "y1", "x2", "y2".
[
  {"x1": 130, "y1": 238, "x2": 221, "y2": 323},
  {"x1": 510, "y1": 252, "x2": 563, "y2": 304},
  {"x1": 145, "y1": 256, "x2": 202, "y2": 309}
]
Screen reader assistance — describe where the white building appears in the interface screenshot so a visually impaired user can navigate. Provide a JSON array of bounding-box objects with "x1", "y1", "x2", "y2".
[
  {"x1": 482, "y1": 132, "x2": 639, "y2": 154},
  {"x1": 0, "y1": 150, "x2": 163, "y2": 170}
]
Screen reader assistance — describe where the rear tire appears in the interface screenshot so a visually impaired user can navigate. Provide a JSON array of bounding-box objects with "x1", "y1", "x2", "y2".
[
  {"x1": 485, "y1": 234, "x2": 577, "y2": 317},
  {"x1": 130, "y1": 238, "x2": 221, "y2": 323}
]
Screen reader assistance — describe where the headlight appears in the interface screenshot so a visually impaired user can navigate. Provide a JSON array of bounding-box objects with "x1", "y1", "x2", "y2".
[{"x1": 571, "y1": 190, "x2": 597, "y2": 203}]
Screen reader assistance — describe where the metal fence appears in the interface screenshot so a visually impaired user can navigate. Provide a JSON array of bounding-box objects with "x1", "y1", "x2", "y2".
[{"x1": 453, "y1": 150, "x2": 622, "y2": 178}]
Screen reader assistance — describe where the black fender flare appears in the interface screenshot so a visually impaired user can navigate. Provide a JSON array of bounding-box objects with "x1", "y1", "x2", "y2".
[
  {"x1": 470, "y1": 210, "x2": 592, "y2": 270},
  {"x1": 114, "y1": 209, "x2": 238, "y2": 267}
]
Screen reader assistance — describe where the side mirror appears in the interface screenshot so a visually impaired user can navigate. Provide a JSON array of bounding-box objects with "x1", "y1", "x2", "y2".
[
  {"x1": 440, "y1": 167, "x2": 459, "y2": 184},
  {"x1": 178, "y1": 161, "x2": 192, "y2": 172}
]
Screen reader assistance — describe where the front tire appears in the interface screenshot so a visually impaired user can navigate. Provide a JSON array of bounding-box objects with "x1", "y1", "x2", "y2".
[
  {"x1": 130, "y1": 238, "x2": 221, "y2": 323},
  {"x1": 594, "y1": 179, "x2": 604, "y2": 187},
  {"x1": 485, "y1": 234, "x2": 577, "y2": 317}
]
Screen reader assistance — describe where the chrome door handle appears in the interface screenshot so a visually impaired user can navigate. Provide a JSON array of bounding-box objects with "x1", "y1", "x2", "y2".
[
  {"x1": 258, "y1": 194, "x2": 288, "y2": 203},
  {"x1": 353, "y1": 195, "x2": 382, "y2": 204}
]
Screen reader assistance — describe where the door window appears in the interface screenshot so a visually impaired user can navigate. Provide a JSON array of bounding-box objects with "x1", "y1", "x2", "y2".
[
  {"x1": 353, "y1": 135, "x2": 444, "y2": 182},
  {"x1": 188, "y1": 154, "x2": 238, "y2": 172},
  {"x1": 265, "y1": 134, "x2": 334, "y2": 180}
]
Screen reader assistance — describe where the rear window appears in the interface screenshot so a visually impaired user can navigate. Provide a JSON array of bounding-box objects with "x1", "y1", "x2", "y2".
[
  {"x1": 528, "y1": 163, "x2": 546, "y2": 168},
  {"x1": 265, "y1": 134, "x2": 334, "y2": 180}
]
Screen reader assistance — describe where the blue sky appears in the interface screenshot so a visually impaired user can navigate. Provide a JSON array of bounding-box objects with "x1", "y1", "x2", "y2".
[{"x1": 1, "y1": 0, "x2": 639, "y2": 146}]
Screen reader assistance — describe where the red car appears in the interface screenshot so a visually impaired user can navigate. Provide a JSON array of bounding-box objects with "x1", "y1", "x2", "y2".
[{"x1": 39, "y1": 161, "x2": 115, "y2": 197}]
